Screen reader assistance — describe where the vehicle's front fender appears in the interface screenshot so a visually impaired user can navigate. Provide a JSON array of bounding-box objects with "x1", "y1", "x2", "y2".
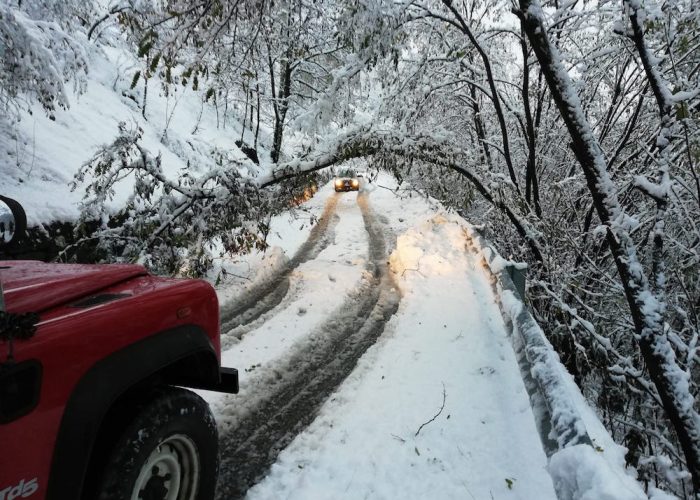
[{"x1": 46, "y1": 324, "x2": 226, "y2": 500}]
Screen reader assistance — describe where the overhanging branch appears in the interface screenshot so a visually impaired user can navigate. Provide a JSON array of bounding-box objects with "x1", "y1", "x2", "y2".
[{"x1": 258, "y1": 127, "x2": 545, "y2": 264}]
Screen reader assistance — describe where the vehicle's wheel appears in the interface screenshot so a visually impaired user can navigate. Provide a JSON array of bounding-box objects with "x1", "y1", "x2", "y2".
[{"x1": 96, "y1": 387, "x2": 218, "y2": 500}]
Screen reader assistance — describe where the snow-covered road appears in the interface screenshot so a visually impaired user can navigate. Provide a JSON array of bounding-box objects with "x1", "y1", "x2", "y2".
[{"x1": 204, "y1": 176, "x2": 558, "y2": 499}]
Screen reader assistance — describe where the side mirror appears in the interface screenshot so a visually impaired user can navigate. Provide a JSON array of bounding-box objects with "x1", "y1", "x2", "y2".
[{"x1": 0, "y1": 196, "x2": 27, "y2": 248}]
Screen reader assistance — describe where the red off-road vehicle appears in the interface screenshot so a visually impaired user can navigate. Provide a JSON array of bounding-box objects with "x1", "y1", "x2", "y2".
[{"x1": 0, "y1": 196, "x2": 238, "y2": 500}]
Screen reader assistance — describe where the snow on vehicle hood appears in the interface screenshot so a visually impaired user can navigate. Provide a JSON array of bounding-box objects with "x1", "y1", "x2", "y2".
[{"x1": 0, "y1": 261, "x2": 148, "y2": 314}]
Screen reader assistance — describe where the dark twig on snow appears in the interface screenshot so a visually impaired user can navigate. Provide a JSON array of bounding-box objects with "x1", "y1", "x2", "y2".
[
  {"x1": 391, "y1": 433, "x2": 406, "y2": 443},
  {"x1": 401, "y1": 268, "x2": 426, "y2": 278},
  {"x1": 402, "y1": 256, "x2": 426, "y2": 278},
  {"x1": 415, "y1": 382, "x2": 447, "y2": 437},
  {"x1": 219, "y1": 267, "x2": 252, "y2": 283}
]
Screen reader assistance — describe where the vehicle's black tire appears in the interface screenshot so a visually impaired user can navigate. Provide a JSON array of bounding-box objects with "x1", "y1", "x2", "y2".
[{"x1": 96, "y1": 386, "x2": 218, "y2": 500}]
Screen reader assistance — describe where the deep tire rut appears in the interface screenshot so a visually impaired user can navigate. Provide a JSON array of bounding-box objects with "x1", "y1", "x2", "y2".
[
  {"x1": 215, "y1": 192, "x2": 399, "y2": 499},
  {"x1": 219, "y1": 195, "x2": 340, "y2": 337}
]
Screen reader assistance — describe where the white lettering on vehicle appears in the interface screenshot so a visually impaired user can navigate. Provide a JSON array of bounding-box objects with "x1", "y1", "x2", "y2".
[{"x1": 0, "y1": 478, "x2": 39, "y2": 500}]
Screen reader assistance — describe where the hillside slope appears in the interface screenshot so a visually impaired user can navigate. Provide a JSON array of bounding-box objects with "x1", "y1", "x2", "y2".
[{"x1": 1, "y1": 33, "x2": 264, "y2": 226}]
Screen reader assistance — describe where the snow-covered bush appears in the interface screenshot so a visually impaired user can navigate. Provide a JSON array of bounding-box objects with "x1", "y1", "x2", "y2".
[{"x1": 0, "y1": 1, "x2": 88, "y2": 118}]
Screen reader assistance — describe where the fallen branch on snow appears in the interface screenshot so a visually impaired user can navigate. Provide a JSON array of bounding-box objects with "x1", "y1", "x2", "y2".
[{"x1": 415, "y1": 382, "x2": 447, "y2": 437}]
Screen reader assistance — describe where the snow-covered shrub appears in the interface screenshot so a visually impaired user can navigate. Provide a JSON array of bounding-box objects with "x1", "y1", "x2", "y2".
[{"x1": 0, "y1": 1, "x2": 88, "y2": 118}]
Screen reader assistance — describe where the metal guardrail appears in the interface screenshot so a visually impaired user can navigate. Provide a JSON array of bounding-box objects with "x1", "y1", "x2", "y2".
[
  {"x1": 466, "y1": 229, "x2": 651, "y2": 499},
  {"x1": 464, "y1": 227, "x2": 593, "y2": 457}
]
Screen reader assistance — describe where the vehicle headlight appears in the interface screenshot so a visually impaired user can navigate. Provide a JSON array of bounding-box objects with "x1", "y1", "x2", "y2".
[
  {"x1": 352, "y1": 179, "x2": 359, "y2": 186},
  {"x1": 335, "y1": 179, "x2": 343, "y2": 186}
]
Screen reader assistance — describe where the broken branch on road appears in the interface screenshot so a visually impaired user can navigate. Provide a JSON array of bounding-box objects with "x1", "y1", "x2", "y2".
[{"x1": 415, "y1": 382, "x2": 447, "y2": 437}]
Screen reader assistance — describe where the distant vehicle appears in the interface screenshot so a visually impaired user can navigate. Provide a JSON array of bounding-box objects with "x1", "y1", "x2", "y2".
[
  {"x1": 334, "y1": 169, "x2": 360, "y2": 192},
  {"x1": 0, "y1": 197, "x2": 238, "y2": 500}
]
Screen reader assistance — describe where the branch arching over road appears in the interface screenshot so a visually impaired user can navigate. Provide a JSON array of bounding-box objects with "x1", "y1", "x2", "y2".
[
  {"x1": 258, "y1": 127, "x2": 544, "y2": 264},
  {"x1": 72, "y1": 124, "x2": 543, "y2": 270}
]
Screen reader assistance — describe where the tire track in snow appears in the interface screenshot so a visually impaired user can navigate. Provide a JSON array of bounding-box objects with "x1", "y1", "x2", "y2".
[
  {"x1": 219, "y1": 194, "x2": 340, "y2": 341},
  {"x1": 220, "y1": 278, "x2": 306, "y2": 350},
  {"x1": 215, "y1": 192, "x2": 400, "y2": 499}
]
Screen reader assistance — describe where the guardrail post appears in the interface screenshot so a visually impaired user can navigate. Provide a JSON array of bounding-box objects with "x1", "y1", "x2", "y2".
[{"x1": 505, "y1": 264, "x2": 526, "y2": 300}]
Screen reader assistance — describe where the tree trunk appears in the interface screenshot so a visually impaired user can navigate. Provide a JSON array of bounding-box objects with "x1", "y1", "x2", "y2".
[
  {"x1": 254, "y1": 77, "x2": 261, "y2": 149},
  {"x1": 469, "y1": 84, "x2": 493, "y2": 169},
  {"x1": 520, "y1": 26, "x2": 541, "y2": 217},
  {"x1": 248, "y1": 89, "x2": 254, "y2": 132},
  {"x1": 240, "y1": 81, "x2": 248, "y2": 143},
  {"x1": 271, "y1": 60, "x2": 291, "y2": 163},
  {"x1": 142, "y1": 72, "x2": 148, "y2": 120}
]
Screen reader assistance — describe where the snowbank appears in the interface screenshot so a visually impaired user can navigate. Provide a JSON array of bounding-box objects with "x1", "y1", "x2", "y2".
[{"x1": 549, "y1": 445, "x2": 649, "y2": 500}]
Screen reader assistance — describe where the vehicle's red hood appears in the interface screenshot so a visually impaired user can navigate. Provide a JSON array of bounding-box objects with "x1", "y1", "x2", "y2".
[{"x1": 0, "y1": 261, "x2": 148, "y2": 314}]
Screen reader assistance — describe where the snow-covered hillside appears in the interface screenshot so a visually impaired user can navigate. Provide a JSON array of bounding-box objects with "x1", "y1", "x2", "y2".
[{"x1": 1, "y1": 36, "x2": 263, "y2": 226}]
